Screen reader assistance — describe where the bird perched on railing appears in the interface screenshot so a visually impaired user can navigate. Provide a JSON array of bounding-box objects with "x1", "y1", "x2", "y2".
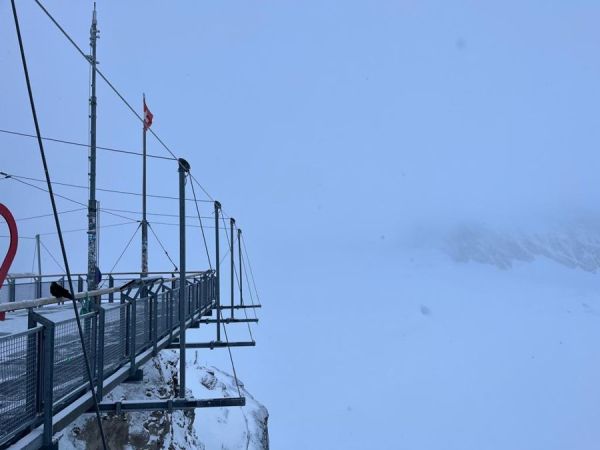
[{"x1": 50, "y1": 282, "x2": 74, "y2": 300}]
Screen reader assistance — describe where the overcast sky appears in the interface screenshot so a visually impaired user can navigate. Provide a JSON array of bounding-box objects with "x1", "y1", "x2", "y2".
[
  {"x1": 2, "y1": 1, "x2": 600, "y2": 448},
  {"x1": 2, "y1": 1, "x2": 600, "y2": 273}
]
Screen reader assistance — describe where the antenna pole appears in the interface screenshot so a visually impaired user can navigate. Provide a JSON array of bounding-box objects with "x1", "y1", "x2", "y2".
[
  {"x1": 141, "y1": 94, "x2": 148, "y2": 276},
  {"x1": 87, "y1": 3, "x2": 99, "y2": 295}
]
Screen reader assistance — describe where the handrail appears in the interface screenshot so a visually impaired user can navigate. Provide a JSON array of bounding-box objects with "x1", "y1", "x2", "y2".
[
  {"x1": 5, "y1": 269, "x2": 208, "y2": 281},
  {"x1": 0, "y1": 272, "x2": 210, "y2": 312}
]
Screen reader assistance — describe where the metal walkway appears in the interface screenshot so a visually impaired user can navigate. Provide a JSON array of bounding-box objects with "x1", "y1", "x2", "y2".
[{"x1": 0, "y1": 271, "x2": 252, "y2": 449}]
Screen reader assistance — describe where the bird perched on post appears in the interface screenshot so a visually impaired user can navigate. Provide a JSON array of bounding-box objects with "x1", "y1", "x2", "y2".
[{"x1": 50, "y1": 282, "x2": 74, "y2": 300}]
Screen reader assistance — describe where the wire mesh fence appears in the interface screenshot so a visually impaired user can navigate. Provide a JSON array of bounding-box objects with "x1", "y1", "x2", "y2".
[
  {"x1": 184, "y1": 285, "x2": 191, "y2": 319},
  {"x1": 102, "y1": 304, "x2": 128, "y2": 375},
  {"x1": 0, "y1": 274, "x2": 214, "y2": 447},
  {"x1": 135, "y1": 297, "x2": 151, "y2": 352},
  {"x1": 0, "y1": 327, "x2": 42, "y2": 444},
  {"x1": 53, "y1": 312, "x2": 97, "y2": 403},
  {"x1": 156, "y1": 292, "x2": 169, "y2": 339}
]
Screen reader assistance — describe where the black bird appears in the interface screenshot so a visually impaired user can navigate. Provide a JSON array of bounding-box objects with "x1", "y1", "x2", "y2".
[{"x1": 50, "y1": 282, "x2": 74, "y2": 300}]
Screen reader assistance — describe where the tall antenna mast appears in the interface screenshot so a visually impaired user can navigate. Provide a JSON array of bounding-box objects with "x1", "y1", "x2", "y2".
[
  {"x1": 142, "y1": 93, "x2": 148, "y2": 276},
  {"x1": 87, "y1": 3, "x2": 99, "y2": 293}
]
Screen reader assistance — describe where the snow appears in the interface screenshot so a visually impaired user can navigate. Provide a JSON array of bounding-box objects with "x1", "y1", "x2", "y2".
[
  {"x1": 187, "y1": 353, "x2": 268, "y2": 450},
  {"x1": 0, "y1": 303, "x2": 76, "y2": 335},
  {"x1": 5, "y1": 223, "x2": 600, "y2": 449},
  {"x1": 252, "y1": 227, "x2": 600, "y2": 450},
  {"x1": 56, "y1": 350, "x2": 268, "y2": 449}
]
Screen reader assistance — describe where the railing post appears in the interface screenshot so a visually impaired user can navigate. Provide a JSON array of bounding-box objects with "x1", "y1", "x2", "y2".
[
  {"x1": 211, "y1": 272, "x2": 216, "y2": 307},
  {"x1": 95, "y1": 305, "x2": 105, "y2": 401},
  {"x1": 35, "y1": 275, "x2": 42, "y2": 299},
  {"x1": 122, "y1": 294, "x2": 130, "y2": 359},
  {"x1": 191, "y1": 281, "x2": 196, "y2": 317},
  {"x1": 8, "y1": 278, "x2": 15, "y2": 303},
  {"x1": 29, "y1": 311, "x2": 56, "y2": 449},
  {"x1": 108, "y1": 274, "x2": 114, "y2": 303},
  {"x1": 238, "y1": 228, "x2": 243, "y2": 307},
  {"x1": 209, "y1": 273, "x2": 213, "y2": 309},
  {"x1": 152, "y1": 291, "x2": 158, "y2": 356},
  {"x1": 178, "y1": 158, "x2": 190, "y2": 398},
  {"x1": 214, "y1": 201, "x2": 221, "y2": 342},
  {"x1": 199, "y1": 275, "x2": 204, "y2": 310},
  {"x1": 26, "y1": 310, "x2": 40, "y2": 416},
  {"x1": 78, "y1": 275, "x2": 83, "y2": 293},
  {"x1": 90, "y1": 312, "x2": 98, "y2": 378},
  {"x1": 165, "y1": 286, "x2": 173, "y2": 343},
  {"x1": 195, "y1": 280, "x2": 200, "y2": 317},
  {"x1": 36, "y1": 233, "x2": 42, "y2": 286},
  {"x1": 42, "y1": 321, "x2": 55, "y2": 448},
  {"x1": 172, "y1": 274, "x2": 176, "y2": 320},
  {"x1": 188, "y1": 281, "x2": 192, "y2": 318},
  {"x1": 129, "y1": 297, "x2": 137, "y2": 377},
  {"x1": 200, "y1": 276, "x2": 204, "y2": 311},
  {"x1": 143, "y1": 285, "x2": 150, "y2": 344},
  {"x1": 230, "y1": 218, "x2": 235, "y2": 320}
]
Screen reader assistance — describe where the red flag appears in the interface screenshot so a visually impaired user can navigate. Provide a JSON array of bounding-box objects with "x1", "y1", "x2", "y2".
[{"x1": 143, "y1": 98, "x2": 153, "y2": 130}]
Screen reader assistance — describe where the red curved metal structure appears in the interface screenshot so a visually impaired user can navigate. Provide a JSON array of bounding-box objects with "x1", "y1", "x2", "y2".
[{"x1": 0, "y1": 203, "x2": 18, "y2": 320}]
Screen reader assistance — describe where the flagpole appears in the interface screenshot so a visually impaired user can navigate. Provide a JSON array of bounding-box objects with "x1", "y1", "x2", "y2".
[{"x1": 141, "y1": 93, "x2": 148, "y2": 276}]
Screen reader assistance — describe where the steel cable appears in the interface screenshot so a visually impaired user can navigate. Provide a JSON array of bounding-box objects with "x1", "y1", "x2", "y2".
[{"x1": 10, "y1": 1, "x2": 108, "y2": 447}]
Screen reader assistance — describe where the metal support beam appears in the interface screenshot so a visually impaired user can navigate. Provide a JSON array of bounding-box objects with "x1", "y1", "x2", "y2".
[
  {"x1": 167, "y1": 341, "x2": 255, "y2": 350},
  {"x1": 95, "y1": 397, "x2": 245, "y2": 413},
  {"x1": 199, "y1": 318, "x2": 258, "y2": 324},
  {"x1": 219, "y1": 304, "x2": 262, "y2": 310},
  {"x1": 178, "y1": 158, "x2": 190, "y2": 398}
]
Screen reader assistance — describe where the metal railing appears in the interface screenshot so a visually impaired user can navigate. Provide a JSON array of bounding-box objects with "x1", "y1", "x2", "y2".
[
  {"x1": 0, "y1": 271, "x2": 207, "y2": 305},
  {"x1": 0, "y1": 272, "x2": 216, "y2": 447}
]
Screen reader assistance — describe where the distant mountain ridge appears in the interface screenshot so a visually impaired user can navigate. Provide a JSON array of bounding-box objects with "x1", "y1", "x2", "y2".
[{"x1": 443, "y1": 222, "x2": 600, "y2": 272}]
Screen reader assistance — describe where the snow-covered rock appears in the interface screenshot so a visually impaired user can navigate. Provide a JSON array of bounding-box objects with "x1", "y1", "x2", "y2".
[{"x1": 57, "y1": 350, "x2": 268, "y2": 449}]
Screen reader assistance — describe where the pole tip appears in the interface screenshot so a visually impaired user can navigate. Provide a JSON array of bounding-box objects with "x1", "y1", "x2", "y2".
[{"x1": 178, "y1": 158, "x2": 191, "y2": 172}]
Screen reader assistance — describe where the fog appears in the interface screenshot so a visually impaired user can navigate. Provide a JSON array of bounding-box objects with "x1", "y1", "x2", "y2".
[{"x1": 2, "y1": 1, "x2": 600, "y2": 448}]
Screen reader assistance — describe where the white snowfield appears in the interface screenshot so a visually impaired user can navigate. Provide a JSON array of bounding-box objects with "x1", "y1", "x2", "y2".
[
  {"x1": 262, "y1": 222, "x2": 600, "y2": 449},
  {"x1": 57, "y1": 350, "x2": 268, "y2": 449},
  {"x1": 388, "y1": 250, "x2": 600, "y2": 450}
]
